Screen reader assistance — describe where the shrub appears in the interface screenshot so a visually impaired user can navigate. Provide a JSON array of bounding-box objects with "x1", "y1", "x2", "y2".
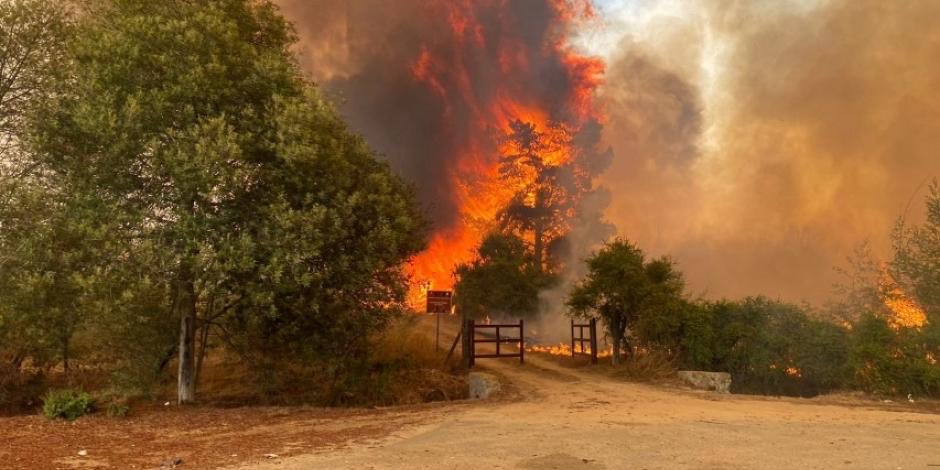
[
  {"x1": 609, "y1": 348, "x2": 677, "y2": 382},
  {"x1": 672, "y1": 298, "x2": 851, "y2": 397},
  {"x1": 849, "y1": 313, "x2": 940, "y2": 396},
  {"x1": 106, "y1": 402, "x2": 129, "y2": 418},
  {"x1": 0, "y1": 362, "x2": 47, "y2": 414},
  {"x1": 42, "y1": 389, "x2": 93, "y2": 420}
]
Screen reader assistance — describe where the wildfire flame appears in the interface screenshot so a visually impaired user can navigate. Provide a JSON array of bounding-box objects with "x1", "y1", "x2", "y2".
[
  {"x1": 879, "y1": 267, "x2": 927, "y2": 329},
  {"x1": 404, "y1": 0, "x2": 605, "y2": 303},
  {"x1": 528, "y1": 342, "x2": 612, "y2": 358}
]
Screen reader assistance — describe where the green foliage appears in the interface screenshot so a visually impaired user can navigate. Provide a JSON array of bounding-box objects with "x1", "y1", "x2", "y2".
[
  {"x1": 0, "y1": 0, "x2": 70, "y2": 159},
  {"x1": 455, "y1": 232, "x2": 555, "y2": 320},
  {"x1": 849, "y1": 313, "x2": 940, "y2": 396},
  {"x1": 674, "y1": 298, "x2": 850, "y2": 396},
  {"x1": 564, "y1": 239, "x2": 859, "y2": 396},
  {"x1": 674, "y1": 301, "x2": 720, "y2": 370},
  {"x1": 567, "y1": 238, "x2": 685, "y2": 363},
  {"x1": 0, "y1": 0, "x2": 78, "y2": 379},
  {"x1": 3, "y1": 0, "x2": 425, "y2": 402},
  {"x1": 725, "y1": 298, "x2": 849, "y2": 396},
  {"x1": 42, "y1": 389, "x2": 93, "y2": 420}
]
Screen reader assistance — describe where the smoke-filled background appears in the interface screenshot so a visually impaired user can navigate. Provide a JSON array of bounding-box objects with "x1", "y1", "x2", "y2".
[
  {"x1": 589, "y1": 0, "x2": 940, "y2": 303},
  {"x1": 278, "y1": 0, "x2": 940, "y2": 305}
]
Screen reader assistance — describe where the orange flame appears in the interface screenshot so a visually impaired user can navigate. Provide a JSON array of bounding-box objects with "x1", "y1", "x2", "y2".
[
  {"x1": 528, "y1": 342, "x2": 612, "y2": 358},
  {"x1": 879, "y1": 267, "x2": 927, "y2": 329},
  {"x1": 405, "y1": 1, "x2": 604, "y2": 304}
]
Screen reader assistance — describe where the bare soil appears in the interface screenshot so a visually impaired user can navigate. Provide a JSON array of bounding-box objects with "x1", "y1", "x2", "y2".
[
  {"x1": 240, "y1": 341, "x2": 940, "y2": 469},
  {"x1": 4, "y1": 316, "x2": 940, "y2": 469},
  {"x1": 0, "y1": 401, "x2": 475, "y2": 469}
]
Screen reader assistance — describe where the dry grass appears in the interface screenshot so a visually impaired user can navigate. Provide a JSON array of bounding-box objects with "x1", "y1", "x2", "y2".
[
  {"x1": 605, "y1": 349, "x2": 678, "y2": 382},
  {"x1": 190, "y1": 315, "x2": 468, "y2": 407},
  {"x1": 372, "y1": 316, "x2": 450, "y2": 369},
  {"x1": 368, "y1": 316, "x2": 468, "y2": 404}
]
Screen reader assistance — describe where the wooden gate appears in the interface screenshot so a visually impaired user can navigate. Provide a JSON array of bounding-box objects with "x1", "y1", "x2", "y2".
[
  {"x1": 571, "y1": 318, "x2": 598, "y2": 364},
  {"x1": 462, "y1": 319, "x2": 524, "y2": 368}
]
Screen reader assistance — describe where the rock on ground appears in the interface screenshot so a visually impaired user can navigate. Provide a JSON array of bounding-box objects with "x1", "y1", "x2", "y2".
[
  {"x1": 677, "y1": 370, "x2": 732, "y2": 393},
  {"x1": 468, "y1": 372, "x2": 501, "y2": 399}
]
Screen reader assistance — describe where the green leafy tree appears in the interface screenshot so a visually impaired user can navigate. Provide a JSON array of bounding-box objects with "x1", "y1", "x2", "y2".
[
  {"x1": 26, "y1": 0, "x2": 425, "y2": 403},
  {"x1": 454, "y1": 232, "x2": 553, "y2": 321},
  {"x1": 0, "y1": 0, "x2": 69, "y2": 165},
  {"x1": 567, "y1": 239, "x2": 684, "y2": 365},
  {"x1": 0, "y1": 0, "x2": 78, "y2": 378}
]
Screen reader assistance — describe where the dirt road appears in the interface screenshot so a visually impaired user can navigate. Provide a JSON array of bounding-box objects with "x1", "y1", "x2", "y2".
[{"x1": 241, "y1": 353, "x2": 940, "y2": 470}]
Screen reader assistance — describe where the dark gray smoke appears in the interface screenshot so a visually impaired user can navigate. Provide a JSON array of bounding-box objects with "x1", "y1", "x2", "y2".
[{"x1": 277, "y1": 0, "x2": 603, "y2": 230}]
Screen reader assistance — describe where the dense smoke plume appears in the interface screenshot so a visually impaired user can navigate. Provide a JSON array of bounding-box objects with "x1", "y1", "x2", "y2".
[
  {"x1": 278, "y1": 0, "x2": 611, "y2": 297},
  {"x1": 595, "y1": 0, "x2": 940, "y2": 303},
  {"x1": 279, "y1": 0, "x2": 940, "y2": 306}
]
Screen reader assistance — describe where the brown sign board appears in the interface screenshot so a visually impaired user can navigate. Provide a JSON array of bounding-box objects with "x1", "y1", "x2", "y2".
[{"x1": 426, "y1": 290, "x2": 453, "y2": 314}]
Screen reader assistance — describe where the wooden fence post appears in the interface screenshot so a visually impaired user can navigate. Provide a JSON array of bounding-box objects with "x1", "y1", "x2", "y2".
[
  {"x1": 519, "y1": 319, "x2": 525, "y2": 364},
  {"x1": 589, "y1": 318, "x2": 598, "y2": 364},
  {"x1": 462, "y1": 318, "x2": 473, "y2": 369},
  {"x1": 570, "y1": 319, "x2": 576, "y2": 359},
  {"x1": 468, "y1": 319, "x2": 475, "y2": 368}
]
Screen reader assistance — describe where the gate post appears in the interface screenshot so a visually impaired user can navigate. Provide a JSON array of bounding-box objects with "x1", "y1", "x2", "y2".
[
  {"x1": 519, "y1": 319, "x2": 525, "y2": 364},
  {"x1": 462, "y1": 318, "x2": 475, "y2": 369},
  {"x1": 589, "y1": 318, "x2": 598, "y2": 364},
  {"x1": 570, "y1": 319, "x2": 576, "y2": 359}
]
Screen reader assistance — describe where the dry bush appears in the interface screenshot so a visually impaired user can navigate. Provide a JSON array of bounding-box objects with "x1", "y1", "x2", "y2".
[
  {"x1": 0, "y1": 362, "x2": 46, "y2": 415},
  {"x1": 360, "y1": 316, "x2": 468, "y2": 405},
  {"x1": 190, "y1": 315, "x2": 467, "y2": 407},
  {"x1": 606, "y1": 348, "x2": 677, "y2": 382},
  {"x1": 371, "y1": 316, "x2": 450, "y2": 369}
]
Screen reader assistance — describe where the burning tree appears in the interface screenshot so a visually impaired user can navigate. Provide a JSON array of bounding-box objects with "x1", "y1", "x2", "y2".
[{"x1": 497, "y1": 120, "x2": 575, "y2": 274}]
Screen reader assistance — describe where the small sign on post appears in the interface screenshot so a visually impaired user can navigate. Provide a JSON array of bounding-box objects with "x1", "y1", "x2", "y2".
[
  {"x1": 426, "y1": 290, "x2": 453, "y2": 350},
  {"x1": 426, "y1": 290, "x2": 453, "y2": 314}
]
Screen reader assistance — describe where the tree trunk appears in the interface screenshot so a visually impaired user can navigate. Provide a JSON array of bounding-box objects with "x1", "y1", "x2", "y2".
[
  {"x1": 609, "y1": 313, "x2": 625, "y2": 366},
  {"x1": 611, "y1": 332, "x2": 622, "y2": 366},
  {"x1": 177, "y1": 257, "x2": 197, "y2": 405}
]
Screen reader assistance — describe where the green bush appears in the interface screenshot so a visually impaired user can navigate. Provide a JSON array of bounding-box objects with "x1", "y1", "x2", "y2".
[
  {"x1": 42, "y1": 389, "x2": 93, "y2": 420},
  {"x1": 671, "y1": 298, "x2": 851, "y2": 397},
  {"x1": 849, "y1": 313, "x2": 940, "y2": 396}
]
